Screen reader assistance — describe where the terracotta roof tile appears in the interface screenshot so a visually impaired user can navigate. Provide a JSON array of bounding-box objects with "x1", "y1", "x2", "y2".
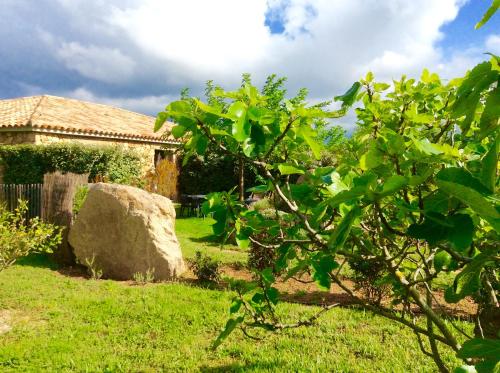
[{"x1": 0, "y1": 95, "x2": 178, "y2": 144}]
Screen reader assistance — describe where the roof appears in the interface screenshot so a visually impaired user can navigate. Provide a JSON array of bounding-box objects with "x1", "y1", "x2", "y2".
[{"x1": 0, "y1": 95, "x2": 179, "y2": 144}]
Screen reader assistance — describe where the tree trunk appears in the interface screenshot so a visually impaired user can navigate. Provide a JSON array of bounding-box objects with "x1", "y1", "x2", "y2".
[{"x1": 238, "y1": 156, "x2": 244, "y2": 203}]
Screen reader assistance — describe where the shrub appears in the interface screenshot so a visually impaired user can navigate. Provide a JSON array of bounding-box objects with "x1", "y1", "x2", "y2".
[
  {"x1": 0, "y1": 200, "x2": 61, "y2": 271},
  {"x1": 0, "y1": 143, "x2": 143, "y2": 184},
  {"x1": 189, "y1": 251, "x2": 221, "y2": 284}
]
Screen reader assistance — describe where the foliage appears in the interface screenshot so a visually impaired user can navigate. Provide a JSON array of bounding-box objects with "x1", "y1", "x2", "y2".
[
  {"x1": 156, "y1": 57, "x2": 499, "y2": 372},
  {"x1": 72, "y1": 184, "x2": 89, "y2": 215},
  {"x1": 0, "y1": 201, "x2": 61, "y2": 271},
  {"x1": 178, "y1": 149, "x2": 257, "y2": 195},
  {"x1": 189, "y1": 250, "x2": 221, "y2": 284},
  {"x1": 175, "y1": 75, "x2": 346, "y2": 197},
  {"x1": 0, "y1": 143, "x2": 142, "y2": 185}
]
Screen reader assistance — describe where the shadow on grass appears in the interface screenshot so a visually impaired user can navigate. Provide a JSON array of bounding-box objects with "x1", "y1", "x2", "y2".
[
  {"x1": 15, "y1": 253, "x2": 89, "y2": 279},
  {"x1": 15, "y1": 253, "x2": 59, "y2": 270}
]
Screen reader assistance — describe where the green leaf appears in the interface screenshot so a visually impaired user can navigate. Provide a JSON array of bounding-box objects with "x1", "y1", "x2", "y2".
[
  {"x1": 298, "y1": 126, "x2": 322, "y2": 159},
  {"x1": 212, "y1": 316, "x2": 244, "y2": 349},
  {"x1": 458, "y1": 338, "x2": 500, "y2": 360},
  {"x1": 328, "y1": 206, "x2": 361, "y2": 251},
  {"x1": 171, "y1": 125, "x2": 186, "y2": 139},
  {"x1": 229, "y1": 298, "x2": 242, "y2": 314},
  {"x1": 434, "y1": 250, "x2": 452, "y2": 272},
  {"x1": 408, "y1": 213, "x2": 474, "y2": 251},
  {"x1": 436, "y1": 168, "x2": 500, "y2": 232},
  {"x1": 454, "y1": 365, "x2": 477, "y2": 373},
  {"x1": 261, "y1": 268, "x2": 275, "y2": 286},
  {"x1": 359, "y1": 146, "x2": 383, "y2": 170},
  {"x1": 335, "y1": 82, "x2": 362, "y2": 108},
  {"x1": 479, "y1": 86, "x2": 500, "y2": 139},
  {"x1": 325, "y1": 171, "x2": 348, "y2": 196},
  {"x1": 278, "y1": 164, "x2": 305, "y2": 175},
  {"x1": 155, "y1": 112, "x2": 168, "y2": 132},
  {"x1": 379, "y1": 175, "x2": 408, "y2": 197},
  {"x1": 475, "y1": 0, "x2": 500, "y2": 29},
  {"x1": 411, "y1": 137, "x2": 443, "y2": 155},
  {"x1": 195, "y1": 135, "x2": 209, "y2": 155},
  {"x1": 446, "y1": 253, "x2": 492, "y2": 302},
  {"x1": 228, "y1": 102, "x2": 250, "y2": 142},
  {"x1": 312, "y1": 254, "x2": 338, "y2": 290},
  {"x1": 481, "y1": 138, "x2": 499, "y2": 192},
  {"x1": 247, "y1": 184, "x2": 270, "y2": 193}
]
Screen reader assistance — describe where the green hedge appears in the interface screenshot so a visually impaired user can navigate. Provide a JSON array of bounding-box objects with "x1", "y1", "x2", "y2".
[{"x1": 0, "y1": 144, "x2": 143, "y2": 184}]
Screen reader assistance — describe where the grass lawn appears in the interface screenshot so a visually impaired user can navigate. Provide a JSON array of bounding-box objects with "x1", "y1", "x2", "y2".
[
  {"x1": 176, "y1": 217, "x2": 247, "y2": 265},
  {"x1": 0, "y1": 218, "x2": 467, "y2": 372}
]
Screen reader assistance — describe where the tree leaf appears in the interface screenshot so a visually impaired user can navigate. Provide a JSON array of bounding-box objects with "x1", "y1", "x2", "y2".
[
  {"x1": 359, "y1": 146, "x2": 383, "y2": 170},
  {"x1": 457, "y1": 338, "x2": 500, "y2": 360},
  {"x1": 298, "y1": 126, "x2": 322, "y2": 159},
  {"x1": 480, "y1": 137, "x2": 499, "y2": 193},
  {"x1": 408, "y1": 213, "x2": 474, "y2": 251},
  {"x1": 334, "y1": 82, "x2": 361, "y2": 109},
  {"x1": 475, "y1": 0, "x2": 500, "y2": 29},
  {"x1": 479, "y1": 86, "x2": 500, "y2": 139},
  {"x1": 155, "y1": 112, "x2": 168, "y2": 132},
  {"x1": 328, "y1": 205, "x2": 361, "y2": 251},
  {"x1": 212, "y1": 316, "x2": 244, "y2": 349},
  {"x1": 446, "y1": 253, "x2": 492, "y2": 302},
  {"x1": 434, "y1": 250, "x2": 452, "y2": 272},
  {"x1": 228, "y1": 102, "x2": 250, "y2": 142},
  {"x1": 278, "y1": 164, "x2": 305, "y2": 175},
  {"x1": 379, "y1": 175, "x2": 408, "y2": 197},
  {"x1": 436, "y1": 168, "x2": 500, "y2": 232},
  {"x1": 171, "y1": 125, "x2": 186, "y2": 139}
]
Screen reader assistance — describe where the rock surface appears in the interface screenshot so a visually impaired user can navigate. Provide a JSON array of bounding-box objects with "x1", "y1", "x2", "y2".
[{"x1": 68, "y1": 183, "x2": 185, "y2": 280}]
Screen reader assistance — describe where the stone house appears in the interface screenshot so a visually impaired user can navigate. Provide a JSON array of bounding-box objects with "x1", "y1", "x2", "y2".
[{"x1": 0, "y1": 95, "x2": 180, "y2": 179}]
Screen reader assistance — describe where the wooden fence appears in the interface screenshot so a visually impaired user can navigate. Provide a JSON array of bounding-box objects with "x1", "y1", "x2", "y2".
[{"x1": 0, "y1": 183, "x2": 43, "y2": 219}]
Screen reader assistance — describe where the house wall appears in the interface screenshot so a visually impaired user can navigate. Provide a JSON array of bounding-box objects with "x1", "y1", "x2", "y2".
[{"x1": 0, "y1": 132, "x2": 37, "y2": 145}]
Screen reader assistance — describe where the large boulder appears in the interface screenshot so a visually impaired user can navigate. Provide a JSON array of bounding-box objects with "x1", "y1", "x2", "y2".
[{"x1": 68, "y1": 183, "x2": 185, "y2": 280}]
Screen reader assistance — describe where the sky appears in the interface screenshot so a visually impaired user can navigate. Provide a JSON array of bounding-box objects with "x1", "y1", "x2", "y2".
[{"x1": 0, "y1": 0, "x2": 499, "y2": 129}]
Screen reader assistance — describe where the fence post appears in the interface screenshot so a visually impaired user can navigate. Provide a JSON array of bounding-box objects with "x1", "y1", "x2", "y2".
[{"x1": 42, "y1": 172, "x2": 89, "y2": 266}]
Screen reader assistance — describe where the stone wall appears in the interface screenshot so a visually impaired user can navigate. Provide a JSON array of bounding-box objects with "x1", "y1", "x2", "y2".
[{"x1": 0, "y1": 132, "x2": 36, "y2": 145}]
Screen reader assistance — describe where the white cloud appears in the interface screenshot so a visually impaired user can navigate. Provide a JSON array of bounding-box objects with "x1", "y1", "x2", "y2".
[
  {"x1": 2, "y1": 0, "x2": 495, "y2": 122},
  {"x1": 485, "y1": 34, "x2": 500, "y2": 55},
  {"x1": 67, "y1": 87, "x2": 176, "y2": 114},
  {"x1": 57, "y1": 42, "x2": 136, "y2": 84}
]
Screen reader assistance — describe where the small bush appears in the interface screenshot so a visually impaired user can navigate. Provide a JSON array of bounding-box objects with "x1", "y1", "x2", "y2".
[
  {"x1": 348, "y1": 257, "x2": 391, "y2": 304},
  {"x1": 0, "y1": 200, "x2": 61, "y2": 271},
  {"x1": 133, "y1": 268, "x2": 155, "y2": 284},
  {"x1": 189, "y1": 251, "x2": 221, "y2": 284},
  {"x1": 83, "y1": 254, "x2": 103, "y2": 280}
]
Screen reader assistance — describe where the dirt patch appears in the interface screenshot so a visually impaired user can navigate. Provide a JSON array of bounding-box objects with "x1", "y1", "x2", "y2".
[{"x1": 0, "y1": 310, "x2": 13, "y2": 334}]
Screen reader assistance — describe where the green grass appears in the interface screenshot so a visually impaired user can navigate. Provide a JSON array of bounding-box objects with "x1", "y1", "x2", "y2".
[
  {"x1": 0, "y1": 218, "x2": 467, "y2": 372},
  {"x1": 176, "y1": 217, "x2": 247, "y2": 265}
]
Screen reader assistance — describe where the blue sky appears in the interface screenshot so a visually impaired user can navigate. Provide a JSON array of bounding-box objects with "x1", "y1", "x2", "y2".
[
  {"x1": 0, "y1": 0, "x2": 498, "y2": 124},
  {"x1": 440, "y1": 0, "x2": 499, "y2": 49}
]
